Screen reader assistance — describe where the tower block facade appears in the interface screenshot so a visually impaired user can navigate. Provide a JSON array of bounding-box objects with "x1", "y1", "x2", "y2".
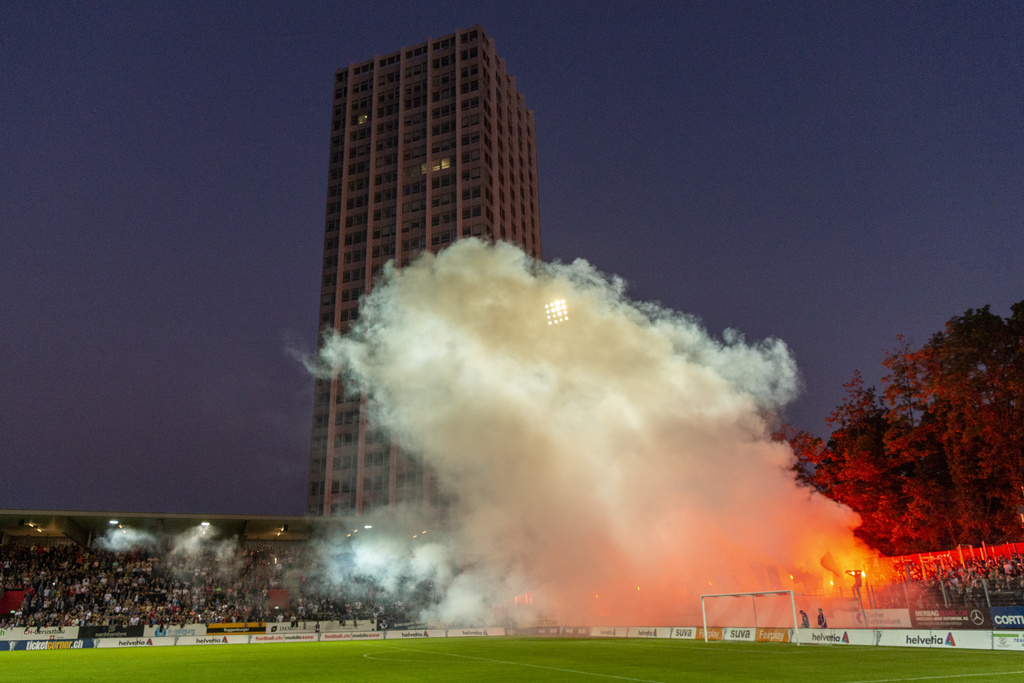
[{"x1": 307, "y1": 27, "x2": 541, "y2": 516}]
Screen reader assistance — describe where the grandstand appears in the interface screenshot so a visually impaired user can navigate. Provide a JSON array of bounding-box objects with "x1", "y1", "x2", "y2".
[
  {"x1": 0, "y1": 509, "x2": 436, "y2": 633},
  {"x1": 3, "y1": 508, "x2": 1024, "y2": 648}
]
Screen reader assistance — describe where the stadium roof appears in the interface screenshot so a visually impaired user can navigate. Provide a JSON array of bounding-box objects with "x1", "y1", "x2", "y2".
[{"x1": 0, "y1": 509, "x2": 338, "y2": 546}]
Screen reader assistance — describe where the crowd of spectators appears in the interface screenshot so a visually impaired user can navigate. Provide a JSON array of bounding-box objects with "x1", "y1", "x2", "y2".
[
  {"x1": 0, "y1": 540, "x2": 427, "y2": 630},
  {"x1": 867, "y1": 553, "x2": 1024, "y2": 609},
  {"x1": 6, "y1": 538, "x2": 1024, "y2": 630}
]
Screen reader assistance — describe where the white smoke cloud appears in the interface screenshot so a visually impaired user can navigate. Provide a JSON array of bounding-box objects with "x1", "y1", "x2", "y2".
[
  {"x1": 318, "y1": 239, "x2": 868, "y2": 625},
  {"x1": 95, "y1": 527, "x2": 158, "y2": 552}
]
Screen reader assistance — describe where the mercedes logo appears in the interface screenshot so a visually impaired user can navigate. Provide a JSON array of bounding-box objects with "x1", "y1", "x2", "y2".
[{"x1": 970, "y1": 610, "x2": 984, "y2": 626}]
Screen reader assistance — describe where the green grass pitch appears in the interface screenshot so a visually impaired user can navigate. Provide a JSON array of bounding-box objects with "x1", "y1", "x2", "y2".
[{"x1": 1, "y1": 638, "x2": 1021, "y2": 682}]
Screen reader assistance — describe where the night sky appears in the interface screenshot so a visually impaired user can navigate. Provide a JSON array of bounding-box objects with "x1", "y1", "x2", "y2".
[{"x1": 2, "y1": 2, "x2": 1021, "y2": 515}]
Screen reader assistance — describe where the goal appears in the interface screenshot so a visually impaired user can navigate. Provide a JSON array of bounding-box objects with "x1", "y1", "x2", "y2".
[{"x1": 700, "y1": 590, "x2": 803, "y2": 645}]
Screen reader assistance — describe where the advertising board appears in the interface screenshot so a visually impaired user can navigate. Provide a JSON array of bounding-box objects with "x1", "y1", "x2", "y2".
[
  {"x1": 2, "y1": 639, "x2": 97, "y2": 651},
  {"x1": 560, "y1": 627, "x2": 591, "y2": 637},
  {"x1": 802, "y1": 628, "x2": 850, "y2": 645},
  {"x1": 251, "y1": 633, "x2": 319, "y2": 644},
  {"x1": 0, "y1": 626, "x2": 79, "y2": 641},
  {"x1": 626, "y1": 627, "x2": 670, "y2": 639},
  {"x1": 722, "y1": 627, "x2": 756, "y2": 642},
  {"x1": 448, "y1": 628, "x2": 505, "y2": 637},
  {"x1": 206, "y1": 622, "x2": 267, "y2": 634},
  {"x1": 321, "y1": 630, "x2": 382, "y2": 641},
  {"x1": 79, "y1": 625, "x2": 144, "y2": 639},
  {"x1": 95, "y1": 637, "x2": 175, "y2": 648},
  {"x1": 833, "y1": 609, "x2": 912, "y2": 629},
  {"x1": 589, "y1": 626, "x2": 628, "y2": 638},
  {"x1": 143, "y1": 624, "x2": 206, "y2": 637},
  {"x1": 266, "y1": 621, "x2": 336, "y2": 634},
  {"x1": 875, "y1": 629, "x2": 991, "y2": 649},
  {"x1": 755, "y1": 628, "x2": 791, "y2": 643},
  {"x1": 990, "y1": 606, "x2": 1024, "y2": 629},
  {"x1": 993, "y1": 631, "x2": 1024, "y2": 651},
  {"x1": 910, "y1": 607, "x2": 989, "y2": 630},
  {"x1": 177, "y1": 635, "x2": 250, "y2": 646},
  {"x1": 389, "y1": 629, "x2": 447, "y2": 639}
]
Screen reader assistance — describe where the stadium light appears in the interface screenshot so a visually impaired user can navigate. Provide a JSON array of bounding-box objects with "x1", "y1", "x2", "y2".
[
  {"x1": 200, "y1": 522, "x2": 210, "y2": 527},
  {"x1": 364, "y1": 525, "x2": 372, "y2": 529},
  {"x1": 109, "y1": 520, "x2": 118, "y2": 525},
  {"x1": 545, "y1": 299, "x2": 568, "y2": 325}
]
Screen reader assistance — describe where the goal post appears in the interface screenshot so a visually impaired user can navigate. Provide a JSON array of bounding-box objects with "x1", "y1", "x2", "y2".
[{"x1": 700, "y1": 590, "x2": 802, "y2": 645}]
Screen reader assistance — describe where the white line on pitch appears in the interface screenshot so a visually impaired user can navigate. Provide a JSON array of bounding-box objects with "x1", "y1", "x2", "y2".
[{"x1": 839, "y1": 671, "x2": 1024, "y2": 683}]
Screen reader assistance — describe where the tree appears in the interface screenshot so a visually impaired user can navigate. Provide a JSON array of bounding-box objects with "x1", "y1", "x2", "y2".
[
  {"x1": 771, "y1": 423, "x2": 826, "y2": 491},
  {"x1": 897, "y1": 305, "x2": 1024, "y2": 542},
  {"x1": 784, "y1": 301, "x2": 1024, "y2": 555},
  {"x1": 880, "y1": 336, "x2": 957, "y2": 551},
  {"x1": 782, "y1": 372, "x2": 906, "y2": 555}
]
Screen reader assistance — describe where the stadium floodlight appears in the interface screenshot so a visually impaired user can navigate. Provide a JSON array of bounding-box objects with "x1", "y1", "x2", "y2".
[
  {"x1": 545, "y1": 298, "x2": 568, "y2": 325},
  {"x1": 109, "y1": 520, "x2": 118, "y2": 525},
  {"x1": 364, "y1": 525, "x2": 372, "y2": 529},
  {"x1": 200, "y1": 522, "x2": 210, "y2": 527}
]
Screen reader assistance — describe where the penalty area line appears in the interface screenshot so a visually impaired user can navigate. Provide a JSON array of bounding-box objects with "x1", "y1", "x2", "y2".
[
  {"x1": 369, "y1": 644, "x2": 667, "y2": 682},
  {"x1": 839, "y1": 671, "x2": 1024, "y2": 683}
]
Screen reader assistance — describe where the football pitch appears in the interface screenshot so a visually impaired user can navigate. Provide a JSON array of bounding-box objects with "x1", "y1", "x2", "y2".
[{"x1": 1, "y1": 637, "x2": 1021, "y2": 682}]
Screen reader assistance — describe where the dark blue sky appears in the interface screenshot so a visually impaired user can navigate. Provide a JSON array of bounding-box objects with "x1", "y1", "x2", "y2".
[{"x1": 2, "y1": 2, "x2": 1021, "y2": 515}]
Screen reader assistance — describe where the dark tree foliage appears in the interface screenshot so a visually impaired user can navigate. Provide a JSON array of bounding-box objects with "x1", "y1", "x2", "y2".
[{"x1": 778, "y1": 301, "x2": 1024, "y2": 555}]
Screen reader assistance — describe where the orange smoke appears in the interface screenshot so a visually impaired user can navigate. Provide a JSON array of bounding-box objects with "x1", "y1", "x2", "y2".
[{"x1": 320, "y1": 240, "x2": 873, "y2": 626}]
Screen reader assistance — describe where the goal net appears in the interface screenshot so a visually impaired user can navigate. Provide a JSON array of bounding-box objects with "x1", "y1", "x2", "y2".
[{"x1": 701, "y1": 590, "x2": 807, "y2": 645}]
